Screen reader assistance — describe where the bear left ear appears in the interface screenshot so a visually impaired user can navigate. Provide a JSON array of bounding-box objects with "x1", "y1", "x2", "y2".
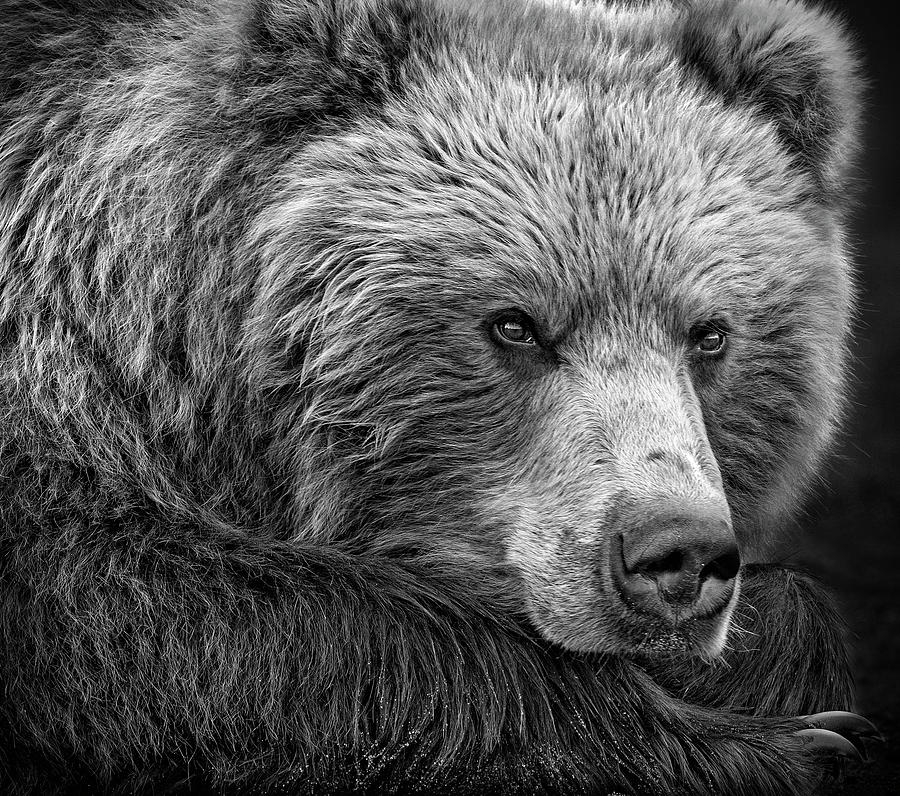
[{"x1": 679, "y1": 0, "x2": 864, "y2": 205}]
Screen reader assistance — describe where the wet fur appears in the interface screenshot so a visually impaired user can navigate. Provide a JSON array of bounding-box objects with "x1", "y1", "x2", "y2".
[{"x1": 0, "y1": 1, "x2": 862, "y2": 793}]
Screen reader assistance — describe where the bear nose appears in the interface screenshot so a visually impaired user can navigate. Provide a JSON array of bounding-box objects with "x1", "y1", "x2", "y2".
[{"x1": 612, "y1": 501, "x2": 740, "y2": 618}]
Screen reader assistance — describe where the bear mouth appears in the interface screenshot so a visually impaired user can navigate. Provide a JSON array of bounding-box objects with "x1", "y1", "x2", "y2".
[
  {"x1": 615, "y1": 588, "x2": 740, "y2": 661},
  {"x1": 620, "y1": 597, "x2": 739, "y2": 661}
]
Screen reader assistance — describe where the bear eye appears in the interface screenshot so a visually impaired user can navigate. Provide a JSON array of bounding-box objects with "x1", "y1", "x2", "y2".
[
  {"x1": 494, "y1": 314, "x2": 538, "y2": 346},
  {"x1": 693, "y1": 327, "x2": 727, "y2": 355}
]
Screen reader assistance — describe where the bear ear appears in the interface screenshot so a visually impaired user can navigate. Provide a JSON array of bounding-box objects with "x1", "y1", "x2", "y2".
[
  {"x1": 239, "y1": 0, "x2": 413, "y2": 128},
  {"x1": 679, "y1": 0, "x2": 864, "y2": 205}
]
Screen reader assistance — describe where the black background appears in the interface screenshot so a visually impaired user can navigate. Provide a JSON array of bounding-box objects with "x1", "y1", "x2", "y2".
[{"x1": 795, "y1": 2, "x2": 900, "y2": 792}]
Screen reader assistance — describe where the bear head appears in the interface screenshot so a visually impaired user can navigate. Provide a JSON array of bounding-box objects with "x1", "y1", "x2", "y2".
[{"x1": 243, "y1": 0, "x2": 862, "y2": 658}]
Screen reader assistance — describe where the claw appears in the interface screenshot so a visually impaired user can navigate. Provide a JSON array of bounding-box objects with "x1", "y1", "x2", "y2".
[
  {"x1": 801, "y1": 711, "x2": 883, "y2": 761},
  {"x1": 801, "y1": 711, "x2": 882, "y2": 743},
  {"x1": 796, "y1": 728, "x2": 862, "y2": 761}
]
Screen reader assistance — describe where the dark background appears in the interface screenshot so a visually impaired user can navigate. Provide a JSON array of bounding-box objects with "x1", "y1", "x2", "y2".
[{"x1": 794, "y1": 2, "x2": 900, "y2": 792}]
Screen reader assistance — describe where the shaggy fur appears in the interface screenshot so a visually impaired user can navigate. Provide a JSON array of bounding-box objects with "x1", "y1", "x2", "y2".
[{"x1": 0, "y1": 0, "x2": 865, "y2": 793}]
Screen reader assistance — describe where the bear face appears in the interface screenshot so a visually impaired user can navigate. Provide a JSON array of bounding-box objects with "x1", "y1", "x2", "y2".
[{"x1": 242, "y1": 0, "x2": 859, "y2": 658}]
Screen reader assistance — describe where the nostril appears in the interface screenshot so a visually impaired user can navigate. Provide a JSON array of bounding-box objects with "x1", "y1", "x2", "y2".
[
  {"x1": 700, "y1": 548, "x2": 741, "y2": 583},
  {"x1": 702, "y1": 548, "x2": 740, "y2": 582},
  {"x1": 640, "y1": 549, "x2": 684, "y2": 576}
]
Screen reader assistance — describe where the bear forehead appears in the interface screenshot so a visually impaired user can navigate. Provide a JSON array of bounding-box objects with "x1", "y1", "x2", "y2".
[
  {"x1": 287, "y1": 19, "x2": 828, "y2": 332},
  {"x1": 251, "y1": 0, "x2": 842, "y2": 348}
]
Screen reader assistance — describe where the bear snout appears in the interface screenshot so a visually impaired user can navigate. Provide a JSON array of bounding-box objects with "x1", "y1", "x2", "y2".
[{"x1": 610, "y1": 499, "x2": 741, "y2": 622}]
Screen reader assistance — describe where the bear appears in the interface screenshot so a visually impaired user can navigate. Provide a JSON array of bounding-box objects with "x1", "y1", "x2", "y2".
[{"x1": 0, "y1": 0, "x2": 877, "y2": 793}]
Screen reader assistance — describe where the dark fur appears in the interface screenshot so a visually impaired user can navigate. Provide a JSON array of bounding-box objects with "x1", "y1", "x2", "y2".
[{"x1": 0, "y1": 1, "x2": 863, "y2": 793}]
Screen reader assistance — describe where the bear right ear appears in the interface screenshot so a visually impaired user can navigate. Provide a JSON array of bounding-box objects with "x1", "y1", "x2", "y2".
[
  {"x1": 678, "y1": 0, "x2": 864, "y2": 206},
  {"x1": 239, "y1": 0, "x2": 413, "y2": 128}
]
